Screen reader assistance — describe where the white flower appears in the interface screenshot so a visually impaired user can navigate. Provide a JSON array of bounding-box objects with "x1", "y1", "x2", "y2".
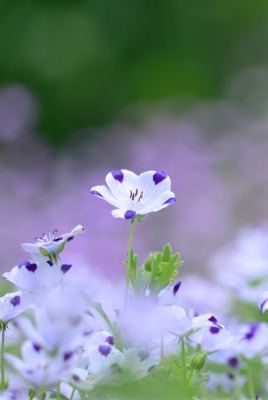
[
  {"x1": 70, "y1": 346, "x2": 156, "y2": 390},
  {"x1": 3, "y1": 260, "x2": 72, "y2": 296},
  {"x1": 6, "y1": 340, "x2": 73, "y2": 388},
  {"x1": 21, "y1": 225, "x2": 85, "y2": 260},
  {"x1": 91, "y1": 169, "x2": 176, "y2": 219},
  {"x1": 0, "y1": 291, "x2": 32, "y2": 323}
]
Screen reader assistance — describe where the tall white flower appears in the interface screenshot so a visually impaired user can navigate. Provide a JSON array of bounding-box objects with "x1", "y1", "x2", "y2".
[
  {"x1": 91, "y1": 169, "x2": 176, "y2": 219},
  {"x1": 21, "y1": 225, "x2": 85, "y2": 261}
]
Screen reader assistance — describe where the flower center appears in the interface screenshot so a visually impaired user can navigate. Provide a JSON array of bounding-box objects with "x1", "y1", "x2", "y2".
[
  {"x1": 35, "y1": 230, "x2": 59, "y2": 245},
  {"x1": 129, "y1": 189, "x2": 143, "y2": 202}
]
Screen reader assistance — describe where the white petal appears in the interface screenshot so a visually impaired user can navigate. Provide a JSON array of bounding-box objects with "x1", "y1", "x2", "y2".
[
  {"x1": 91, "y1": 185, "x2": 123, "y2": 208},
  {"x1": 106, "y1": 170, "x2": 138, "y2": 202},
  {"x1": 139, "y1": 191, "x2": 176, "y2": 214}
]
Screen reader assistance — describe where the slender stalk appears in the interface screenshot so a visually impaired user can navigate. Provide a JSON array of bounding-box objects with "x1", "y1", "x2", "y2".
[
  {"x1": 57, "y1": 381, "x2": 61, "y2": 400},
  {"x1": 1, "y1": 324, "x2": 5, "y2": 392},
  {"x1": 69, "y1": 387, "x2": 76, "y2": 400},
  {"x1": 124, "y1": 218, "x2": 135, "y2": 304},
  {"x1": 181, "y1": 338, "x2": 190, "y2": 399},
  {"x1": 246, "y1": 360, "x2": 255, "y2": 399}
]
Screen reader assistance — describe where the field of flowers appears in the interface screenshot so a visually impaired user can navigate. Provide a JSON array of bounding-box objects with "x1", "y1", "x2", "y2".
[{"x1": 0, "y1": 166, "x2": 267, "y2": 400}]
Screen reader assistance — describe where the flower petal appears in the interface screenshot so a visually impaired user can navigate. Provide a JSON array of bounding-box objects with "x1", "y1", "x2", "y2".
[{"x1": 90, "y1": 185, "x2": 123, "y2": 208}]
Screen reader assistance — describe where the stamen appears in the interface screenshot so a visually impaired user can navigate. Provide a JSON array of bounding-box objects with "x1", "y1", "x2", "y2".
[
  {"x1": 130, "y1": 190, "x2": 133, "y2": 199},
  {"x1": 138, "y1": 191, "x2": 143, "y2": 202}
]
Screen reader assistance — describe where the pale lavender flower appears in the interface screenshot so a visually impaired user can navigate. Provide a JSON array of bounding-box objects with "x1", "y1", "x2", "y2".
[
  {"x1": 91, "y1": 169, "x2": 176, "y2": 219},
  {"x1": 0, "y1": 291, "x2": 32, "y2": 323},
  {"x1": 6, "y1": 340, "x2": 74, "y2": 389},
  {"x1": 235, "y1": 322, "x2": 268, "y2": 358},
  {"x1": 3, "y1": 260, "x2": 72, "y2": 296},
  {"x1": 21, "y1": 225, "x2": 85, "y2": 260},
  {"x1": 71, "y1": 346, "x2": 157, "y2": 391}
]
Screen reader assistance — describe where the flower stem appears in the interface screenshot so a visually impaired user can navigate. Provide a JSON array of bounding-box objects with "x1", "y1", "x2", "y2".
[
  {"x1": 57, "y1": 381, "x2": 60, "y2": 400},
  {"x1": 69, "y1": 387, "x2": 76, "y2": 400},
  {"x1": 1, "y1": 324, "x2": 6, "y2": 392},
  {"x1": 181, "y1": 338, "x2": 190, "y2": 399},
  {"x1": 125, "y1": 218, "x2": 135, "y2": 304}
]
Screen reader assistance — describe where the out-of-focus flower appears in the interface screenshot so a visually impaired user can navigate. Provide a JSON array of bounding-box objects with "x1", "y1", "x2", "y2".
[
  {"x1": 71, "y1": 346, "x2": 157, "y2": 391},
  {"x1": 3, "y1": 260, "x2": 72, "y2": 296},
  {"x1": 90, "y1": 169, "x2": 176, "y2": 219},
  {"x1": 235, "y1": 322, "x2": 268, "y2": 358},
  {"x1": 21, "y1": 225, "x2": 85, "y2": 261},
  {"x1": 0, "y1": 291, "x2": 32, "y2": 323},
  {"x1": 6, "y1": 340, "x2": 74, "y2": 389}
]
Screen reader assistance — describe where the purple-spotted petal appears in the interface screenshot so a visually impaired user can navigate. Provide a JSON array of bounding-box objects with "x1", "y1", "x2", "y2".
[
  {"x1": 111, "y1": 170, "x2": 124, "y2": 183},
  {"x1": 25, "y1": 263, "x2": 37, "y2": 273},
  {"x1": 10, "y1": 295, "x2": 21, "y2": 307},
  {"x1": 153, "y1": 171, "x2": 168, "y2": 185},
  {"x1": 61, "y1": 264, "x2": 72, "y2": 274},
  {"x1": 99, "y1": 345, "x2": 111, "y2": 356},
  {"x1": 124, "y1": 210, "x2": 136, "y2": 220},
  {"x1": 163, "y1": 197, "x2": 176, "y2": 205},
  {"x1": 173, "y1": 281, "x2": 181, "y2": 295}
]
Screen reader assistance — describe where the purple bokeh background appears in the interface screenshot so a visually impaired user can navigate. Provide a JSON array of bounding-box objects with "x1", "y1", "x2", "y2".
[{"x1": 1, "y1": 68, "x2": 268, "y2": 282}]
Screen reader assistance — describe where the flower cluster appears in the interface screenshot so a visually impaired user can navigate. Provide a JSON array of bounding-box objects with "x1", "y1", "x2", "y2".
[{"x1": 0, "y1": 169, "x2": 267, "y2": 400}]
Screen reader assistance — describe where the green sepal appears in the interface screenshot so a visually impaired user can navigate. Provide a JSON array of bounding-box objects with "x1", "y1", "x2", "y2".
[
  {"x1": 40, "y1": 247, "x2": 51, "y2": 257},
  {"x1": 28, "y1": 389, "x2": 36, "y2": 400},
  {"x1": 57, "y1": 241, "x2": 66, "y2": 254},
  {"x1": 190, "y1": 350, "x2": 208, "y2": 371}
]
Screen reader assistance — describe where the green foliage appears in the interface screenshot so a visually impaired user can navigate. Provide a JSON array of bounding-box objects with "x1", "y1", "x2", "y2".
[
  {"x1": 1, "y1": 1, "x2": 268, "y2": 144},
  {"x1": 136, "y1": 244, "x2": 183, "y2": 296}
]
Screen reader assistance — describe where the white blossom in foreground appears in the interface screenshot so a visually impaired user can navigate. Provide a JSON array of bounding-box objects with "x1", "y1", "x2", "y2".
[
  {"x1": 70, "y1": 345, "x2": 157, "y2": 391},
  {"x1": 91, "y1": 169, "x2": 176, "y2": 219},
  {"x1": 6, "y1": 340, "x2": 74, "y2": 389},
  {"x1": 0, "y1": 291, "x2": 33, "y2": 323},
  {"x1": 21, "y1": 225, "x2": 85, "y2": 260},
  {"x1": 3, "y1": 260, "x2": 72, "y2": 296}
]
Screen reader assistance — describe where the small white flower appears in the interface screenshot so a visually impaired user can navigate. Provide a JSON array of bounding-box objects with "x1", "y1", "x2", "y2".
[
  {"x1": 3, "y1": 260, "x2": 72, "y2": 296},
  {"x1": 91, "y1": 169, "x2": 176, "y2": 219},
  {"x1": 21, "y1": 225, "x2": 85, "y2": 260},
  {"x1": 6, "y1": 340, "x2": 73, "y2": 388},
  {"x1": 0, "y1": 291, "x2": 32, "y2": 323}
]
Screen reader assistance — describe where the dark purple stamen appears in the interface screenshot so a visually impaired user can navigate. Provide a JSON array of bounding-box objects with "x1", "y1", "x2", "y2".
[
  {"x1": 173, "y1": 281, "x2": 181, "y2": 295},
  {"x1": 10, "y1": 295, "x2": 20, "y2": 307},
  {"x1": 72, "y1": 374, "x2": 80, "y2": 382},
  {"x1": 153, "y1": 171, "x2": 167, "y2": 185},
  {"x1": 227, "y1": 372, "x2": 235, "y2": 380},
  {"x1": 67, "y1": 236, "x2": 74, "y2": 242},
  {"x1": 99, "y1": 345, "x2": 111, "y2": 356},
  {"x1": 61, "y1": 264, "x2": 72, "y2": 274},
  {"x1": 90, "y1": 190, "x2": 104, "y2": 197},
  {"x1": 47, "y1": 260, "x2": 53, "y2": 267},
  {"x1": 63, "y1": 351, "x2": 73, "y2": 361},
  {"x1": 163, "y1": 197, "x2": 176, "y2": 204},
  {"x1": 33, "y1": 343, "x2": 41, "y2": 352},
  {"x1": 148, "y1": 365, "x2": 156, "y2": 373},
  {"x1": 25, "y1": 263, "x2": 37, "y2": 273},
  {"x1": 53, "y1": 237, "x2": 62, "y2": 242},
  {"x1": 227, "y1": 356, "x2": 239, "y2": 369},
  {"x1": 111, "y1": 170, "x2": 124, "y2": 183},
  {"x1": 124, "y1": 210, "x2": 136, "y2": 220},
  {"x1": 210, "y1": 326, "x2": 220, "y2": 334},
  {"x1": 105, "y1": 336, "x2": 114, "y2": 345}
]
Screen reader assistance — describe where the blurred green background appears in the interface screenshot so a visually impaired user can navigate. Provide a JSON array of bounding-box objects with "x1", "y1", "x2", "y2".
[{"x1": 1, "y1": 0, "x2": 268, "y2": 146}]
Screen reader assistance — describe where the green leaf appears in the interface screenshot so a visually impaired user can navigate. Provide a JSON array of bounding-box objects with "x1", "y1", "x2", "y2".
[{"x1": 49, "y1": 392, "x2": 69, "y2": 399}]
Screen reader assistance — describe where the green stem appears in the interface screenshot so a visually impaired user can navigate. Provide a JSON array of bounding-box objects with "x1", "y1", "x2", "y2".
[
  {"x1": 57, "y1": 381, "x2": 60, "y2": 400},
  {"x1": 124, "y1": 218, "x2": 135, "y2": 304},
  {"x1": 69, "y1": 387, "x2": 76, "y2": 400},
  {"x1": 246, "y1": 360, "x2": 255, "y2": 399},
  {"x1": 181, "y1": 338, "x2": 190, "y2": 399},
  {"x1": 1, "y1": 324, "x2": 5, "y2": 392}
]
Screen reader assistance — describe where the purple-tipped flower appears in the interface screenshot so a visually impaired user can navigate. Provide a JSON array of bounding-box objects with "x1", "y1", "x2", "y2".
[
  {"x1": 21, "y1": 225, "x2": 85, "y2": 260},
  {"x1": 90, "y1": 169, "x2": 176, "y2": 219},
  {"x1": 0, "y1": 291, "x2": 32, "y2": 322}
]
